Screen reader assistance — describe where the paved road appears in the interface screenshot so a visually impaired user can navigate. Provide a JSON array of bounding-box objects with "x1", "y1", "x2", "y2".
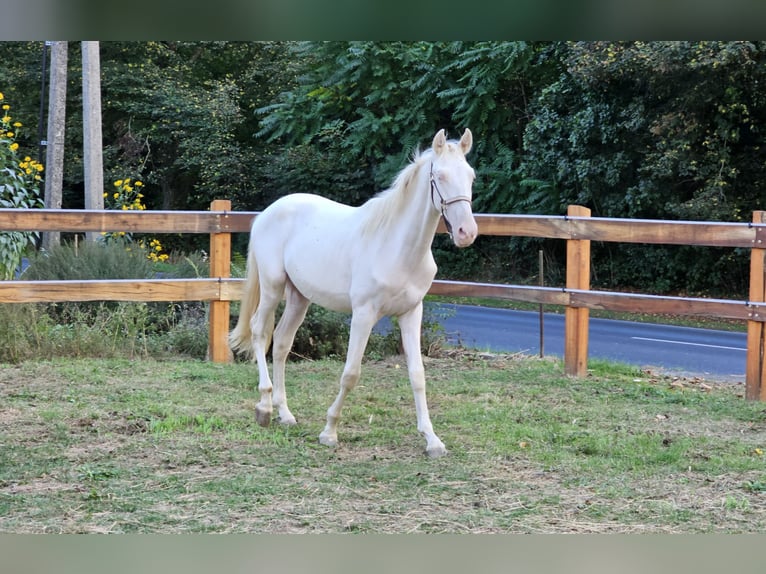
[{"x1": 425, "y1": 303, "x2": 748, "y2": 381}]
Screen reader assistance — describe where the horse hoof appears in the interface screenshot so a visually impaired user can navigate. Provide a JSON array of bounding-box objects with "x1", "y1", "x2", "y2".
[
  {"x1": 278, "y1": 415, "x2": 298, "y2": 426},
  {"x1": 318, "y1": 433, "x2": 337, "y2": 448},
  {"x1": 254, "y1": 407, "x2": 272, "y2": 427},
  {"x1": 426, "y1": 444, "x2": 448, "y2": 458}
]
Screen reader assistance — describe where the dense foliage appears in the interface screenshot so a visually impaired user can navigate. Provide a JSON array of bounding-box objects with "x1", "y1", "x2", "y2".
[
  {"x1": 2, "y1": 41, "x2": 765, "y2": 296},
  {"x1": 0, "y1": 91, "x2": 43, "y2": 279}
]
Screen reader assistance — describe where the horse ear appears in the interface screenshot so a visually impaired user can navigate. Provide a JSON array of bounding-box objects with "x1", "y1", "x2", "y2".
[
  {"x1": 432, "y1": 129, "x2": 447, "y2": 155},
  {"x1": 459, "y1": 128, "x2": 473, "y2": 155}
]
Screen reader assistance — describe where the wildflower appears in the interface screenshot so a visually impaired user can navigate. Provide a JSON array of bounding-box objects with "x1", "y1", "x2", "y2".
[
  {"x1": 0, "y1": 92, "x2": 3, "y2": 100},
  {"x1": 6, "y1": 132, "x2": 14, "y2": 138},
  {"x1": 13, "y1": 122, "x2": 21, "y2": 128},
  {"x1": 2, "y1": 115, "x2": 11, "y2": 123},
  {"x1": 10, "y1": 142, "x2": 18, "y2": 151},
  {"x1": 114, "y1": 180, "x2": 123, "y2": 187},
  {"x1": 113, "y1": 192, "x2": 120, "y2": 199}
]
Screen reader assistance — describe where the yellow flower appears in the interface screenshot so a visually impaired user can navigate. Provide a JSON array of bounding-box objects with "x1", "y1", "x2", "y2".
[
  {"x1": 2, "y1": 115, "x2": 11, "y2": 123},
  {"x1": 135, "y1": 181, "x2": 143, "y2": 187},
  {"x1": 23, "y1": 156, "x2": 31, "y2": 162},
  {"x1": 13, "y1": 122, "x2": 21, "y2": 128},
  {"x1": 6, "y1": 131, "x2": 14, "y2": 138},
  {"x1": 114, "y1": 180, "x2": 123, "y2": 187},
  {"x1": 0, "y1": 92, "x2": 3, "y2": 100},
  {"x1": 113, "y1": 192, "x2": 120, "y2": 199},
  {"x1": 10, "y1": 142, "x2": 18, "y2": 151},
  {"x1": 121, "y1": 205, "x2": 129, "y2": 210}
]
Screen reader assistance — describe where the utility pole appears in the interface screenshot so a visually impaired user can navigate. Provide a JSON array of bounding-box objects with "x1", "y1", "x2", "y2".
[
  {"x1": 42, "y1": 41, "x2": 68, "y2": 251},
  {"x1": 81, "y1": 41, "x2": 104, "y2": 242}
]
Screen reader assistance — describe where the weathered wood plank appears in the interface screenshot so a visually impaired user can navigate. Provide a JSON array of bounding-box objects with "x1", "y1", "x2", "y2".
[
  {"x1": 0, "y1": 208, "x2": 259, "y2": 234},
  {"x1": 4, "y1": 209, "x2": 763, "y2": 248},
  {"x1": 439, "y1": 213, "x2": 765, "y2": 247},
  {"x1": 0, "y1": 278, "x2": 225, "y2": 303},
  {"x1": 567, "y1": 217, "x2": 758, "y2": 247},
  {"x1": 569, "y1": 289, "x2": 760, "y2": 321},
  {"x1": 429, "y1": 280, "x2": 570, "y2": 305}
]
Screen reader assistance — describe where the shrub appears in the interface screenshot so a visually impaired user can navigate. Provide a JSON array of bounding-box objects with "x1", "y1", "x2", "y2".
[{"x1": 0, "y1": 92, "x2": 43, "y2": 279}]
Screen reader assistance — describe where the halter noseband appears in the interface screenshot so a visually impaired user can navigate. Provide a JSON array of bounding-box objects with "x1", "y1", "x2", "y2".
[{"x1": 429, "y1": 162, "x2": 472, "y2": 238}]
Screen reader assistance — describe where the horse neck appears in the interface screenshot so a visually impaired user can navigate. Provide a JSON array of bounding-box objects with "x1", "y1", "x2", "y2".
[{"x1": 395, "y1": 165, "x2": 441, "y2": 259}]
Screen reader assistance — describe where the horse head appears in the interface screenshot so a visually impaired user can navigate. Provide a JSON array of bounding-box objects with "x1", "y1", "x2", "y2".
[{"x1": 429, "y1": 128, "x2": 478, "y2": 248}]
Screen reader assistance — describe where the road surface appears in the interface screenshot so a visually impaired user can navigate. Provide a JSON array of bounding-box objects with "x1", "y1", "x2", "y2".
[{"x1": 425, "y1": 303, "x2": 747, "y2": 381}]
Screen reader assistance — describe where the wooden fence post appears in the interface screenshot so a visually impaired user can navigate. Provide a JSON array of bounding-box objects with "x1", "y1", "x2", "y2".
[
  {"x1": 746, "y1": 210, "x2": 766, "y2": 400},
  {"x1": 564, "y1": 205, "x2": 591, "y2": 377},
  {"x1": 209, "y1": 199, "x2": 232, "y2": 363}
]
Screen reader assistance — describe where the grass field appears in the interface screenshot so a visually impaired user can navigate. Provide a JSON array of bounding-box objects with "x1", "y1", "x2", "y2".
[{"x1": 1, "y1": 352, "x2": 765, "y2": 533}]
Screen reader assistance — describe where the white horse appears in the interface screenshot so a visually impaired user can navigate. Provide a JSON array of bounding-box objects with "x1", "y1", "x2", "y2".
[{"x1": 230, "y1": 128, "x2": 478, "y2": 457}]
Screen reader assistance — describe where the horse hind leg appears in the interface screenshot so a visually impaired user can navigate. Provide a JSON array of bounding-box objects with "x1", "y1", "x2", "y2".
[
  {"x1": 250, "y1": 282, "x2": 283, "y2": 428},
  {"x1": 270, "y1": 281, "x2": 310, "y2": 425}
]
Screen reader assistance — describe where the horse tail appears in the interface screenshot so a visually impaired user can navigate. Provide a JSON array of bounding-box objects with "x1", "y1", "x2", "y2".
[{"x1": 229, "y1": 242, "x2": 261, "y2": 358}]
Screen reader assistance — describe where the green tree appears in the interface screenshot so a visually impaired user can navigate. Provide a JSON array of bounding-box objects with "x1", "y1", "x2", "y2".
[
  {"x1": 256, "y1": 41, "x2": 556, "y2": 213},
  {"x1": 522, "y1": 41, "x2": 766, "y2": 295}
]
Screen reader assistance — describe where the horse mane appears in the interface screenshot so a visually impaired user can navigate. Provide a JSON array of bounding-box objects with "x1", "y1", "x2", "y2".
[{"x1": 357, "y1": 147, "x2": 433, "y2": 237}]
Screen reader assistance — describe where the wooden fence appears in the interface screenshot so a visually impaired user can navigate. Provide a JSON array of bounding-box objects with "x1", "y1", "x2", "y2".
[{"x1": 2, "y1": 200, "x2": 766, "y2": 400}]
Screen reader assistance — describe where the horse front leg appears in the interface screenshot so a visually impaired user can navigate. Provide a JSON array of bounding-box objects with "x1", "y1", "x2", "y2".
[
  {"x1": 319, "y1": 307, "x2": 376, "y2": 448},
  {"x1": 399, "y1": 302, "x2": 447, "y2": 457}
]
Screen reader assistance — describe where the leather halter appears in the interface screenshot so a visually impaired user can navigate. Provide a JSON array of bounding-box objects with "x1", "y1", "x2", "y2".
[{"x1": 429, "y1": 162, "x2": 472, "y2": 238}]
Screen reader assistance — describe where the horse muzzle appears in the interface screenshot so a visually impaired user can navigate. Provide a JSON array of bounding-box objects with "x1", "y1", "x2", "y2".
[{"x1": 451, "y1": 216, "x2": 478, "y2": 248}]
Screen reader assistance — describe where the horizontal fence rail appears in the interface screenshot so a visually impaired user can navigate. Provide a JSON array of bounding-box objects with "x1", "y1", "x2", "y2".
[
  {"x1": 4, "y1": 208, "x2": 766, "y2": 246},
  {"x1": 0, "y1": 278, "x2": 237, "y2": 303},
  {"x1": 1, "y1": 203, "x2": 766, "y2": 400},
  {"x1": 428, "y1": 280, "x2": 766, "y2": 321}
]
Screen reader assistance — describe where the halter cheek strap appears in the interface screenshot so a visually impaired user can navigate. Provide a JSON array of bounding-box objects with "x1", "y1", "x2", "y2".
[{"x1": 429, "y1": 162, "x2": 472, "y2": 238}]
